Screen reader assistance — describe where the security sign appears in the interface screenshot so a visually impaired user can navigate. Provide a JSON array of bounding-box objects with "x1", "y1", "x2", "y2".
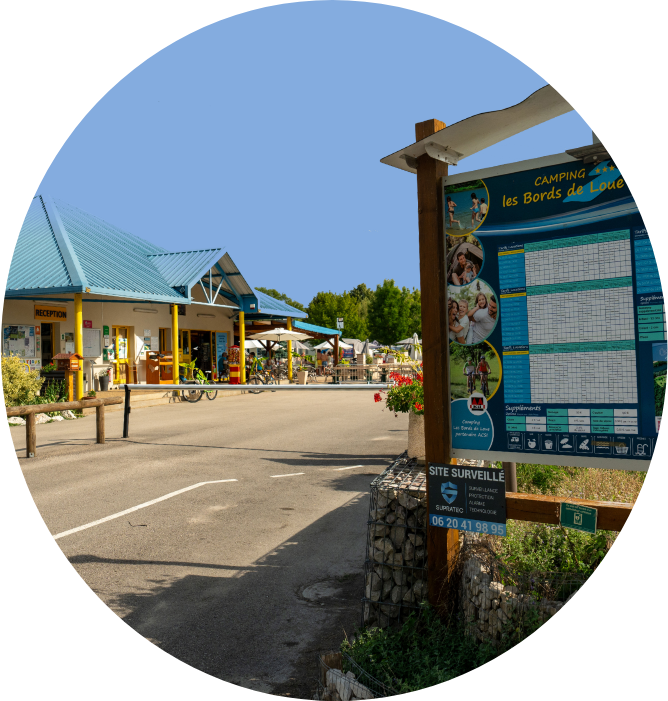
[
  {"x1": 441, "y1": 481, "x2": 458, "y2": 504},
  {"x1": 428, "y1": 462, "x2": 507, "y2": 536}
]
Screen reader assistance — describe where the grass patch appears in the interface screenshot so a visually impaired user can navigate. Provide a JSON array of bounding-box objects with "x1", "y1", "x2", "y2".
[{"x1": 515, "y1": 461, "x2": 645, "y2": 503}]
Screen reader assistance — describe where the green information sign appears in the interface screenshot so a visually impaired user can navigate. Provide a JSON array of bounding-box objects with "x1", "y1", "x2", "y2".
[
  {"x1": 560, "y1": 502, "x2": 597, "y2": 534},
  {"x1": 103, "y1": 325, "x2": 109, "y2": 335}
]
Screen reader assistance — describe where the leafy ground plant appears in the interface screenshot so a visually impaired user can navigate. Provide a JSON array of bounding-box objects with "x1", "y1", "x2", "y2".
[{"x1": 341, "y1": 606, "x2": 499, "y2": 693}]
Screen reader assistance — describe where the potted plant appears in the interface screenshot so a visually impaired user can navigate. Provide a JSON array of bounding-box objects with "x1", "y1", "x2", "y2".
[
  {"x1": 296, "y1": 365, "x2": 308, "y2": 385},
  {"x1": 83, "y1": 390, "x2": 97, "y2": 401},
  {"x1": 179, "y1": 359, "x2": 197, "y2": 380},
  {"x1": 374, "y1": 363, "x2": 425, "y2": 460},
  {"x1": 97, "y1": 367, "x2": 111, "y2": 392}
]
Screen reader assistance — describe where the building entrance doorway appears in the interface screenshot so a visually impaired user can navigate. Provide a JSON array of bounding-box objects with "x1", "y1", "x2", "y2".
[
  {"x1": 191, "y1": 330, "x2": 213, "y2": 379},
  {"x1": 41, "y1": 323, "x2": 54, "y2": 366}
]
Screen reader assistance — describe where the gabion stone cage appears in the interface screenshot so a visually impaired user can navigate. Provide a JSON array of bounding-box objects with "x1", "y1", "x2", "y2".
[
  {"x1": 316, "y1": 652, "x2": 397, "y2": 700},
  {"x1": 460, "y1": 536, "x2": 589, "y2": 645},
  {"x1": 362, "y1": 453, "x2": 428, "y2": 629}
]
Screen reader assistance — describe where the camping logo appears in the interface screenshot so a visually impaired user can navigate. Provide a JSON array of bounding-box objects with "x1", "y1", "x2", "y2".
[
  {"x1": 441, "y1": 482, "x2": 458, "y2": 505},
  {"x1": 563, "y1": 160, "x2": 624, "y2": 203},
  {"x1": 467, "y1": 392, "x2": 487, "y2": 415}
]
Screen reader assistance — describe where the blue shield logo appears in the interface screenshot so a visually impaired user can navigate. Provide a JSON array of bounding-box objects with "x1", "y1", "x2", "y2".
[{"x1": 441, "y1": 481, "x2": 458, "y2": 505}]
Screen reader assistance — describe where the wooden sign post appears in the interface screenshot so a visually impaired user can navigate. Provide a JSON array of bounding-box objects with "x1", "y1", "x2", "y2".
[{"x1": 414, "y1": 119, "x2": 459, "y2": 606}]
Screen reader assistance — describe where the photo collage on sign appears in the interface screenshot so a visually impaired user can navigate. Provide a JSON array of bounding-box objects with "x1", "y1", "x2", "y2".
[{"x1": 446, "y1": 178, "x2": 500, "y2": 442}]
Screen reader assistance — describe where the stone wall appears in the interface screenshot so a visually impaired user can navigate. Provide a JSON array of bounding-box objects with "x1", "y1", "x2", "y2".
[{"x1": 460, "y1": 552, "x2": 571, "y2": 644}]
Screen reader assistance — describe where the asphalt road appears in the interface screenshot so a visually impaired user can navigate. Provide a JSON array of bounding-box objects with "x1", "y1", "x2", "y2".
[{"x1": 11, "y1": 390, "x2": 407, "y2": 697}]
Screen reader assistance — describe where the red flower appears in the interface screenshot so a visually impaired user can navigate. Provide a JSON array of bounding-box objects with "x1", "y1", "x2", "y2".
[
  {"x1": 374, "y1": 392, "x2": 382, "y2": 403},
  {"x1": 415, "y1": 402, "x2": 423, "y2": 411}
]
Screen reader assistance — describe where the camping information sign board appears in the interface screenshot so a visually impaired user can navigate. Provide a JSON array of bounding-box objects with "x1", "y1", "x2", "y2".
[
  {"x1": 428, "y1": 462, "x2": 506, "y2": 536},
  {"x1": 444, "y1": 154, "x2": 664, "y2": 470}
]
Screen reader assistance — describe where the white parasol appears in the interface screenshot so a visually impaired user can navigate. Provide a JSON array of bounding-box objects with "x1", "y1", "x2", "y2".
[{"x1": 248, "y1": 327, "x2": 311, "y2": 342}]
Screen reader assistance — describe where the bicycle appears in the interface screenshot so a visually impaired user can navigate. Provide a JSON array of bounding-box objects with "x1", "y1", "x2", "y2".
[
  {"x1": 247, "y1": 367, "x2": 277, "y2": 394},
  {"x1": 466, "y1": 371, "x2": 476, "y2": 395},
  {"x1": 479, "y1": 371, "x2": 489, "y2": 397},
  {"x1": 179, "y1": 368, "x2": 218, "y2": 402}
]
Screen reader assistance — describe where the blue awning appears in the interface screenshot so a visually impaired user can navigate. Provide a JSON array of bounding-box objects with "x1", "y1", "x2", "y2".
[{"x1": 294, "y1": 320, "x2": 341, "y2": 336}]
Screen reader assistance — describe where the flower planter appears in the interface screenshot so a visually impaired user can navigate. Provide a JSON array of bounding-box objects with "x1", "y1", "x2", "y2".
[
  {"x1": 296, "y1": 370, "x2": 308, "y2": 385},
  {"x1": 407, "y1": 412, "x2": 426, "y2": 460},
  {"x1": 98, "y1": 375, "x2": 110, "y2": 391}
]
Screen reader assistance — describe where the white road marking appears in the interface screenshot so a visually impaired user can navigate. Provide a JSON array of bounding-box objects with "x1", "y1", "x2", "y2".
[
  {"x1": 334, "y1": 465, "x2": 364, "y2": 471},
  {"x1": 270, "y1": 472, "x2": 305, "y2": 478},
  {"x1": 53, "y1": 479, "x2": 238, "y2": 540}
]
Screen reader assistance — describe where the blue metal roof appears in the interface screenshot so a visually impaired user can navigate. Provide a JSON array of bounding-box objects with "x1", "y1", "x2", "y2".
[
  {"x1": 6, "y1": 196, "x2": 72, "y2": 292},
  {"x1": 254, "y1": 288, "x2": 308, "y2": 318},
  {"x1": 294, "y1": 320, "x2": 341, "y2": 336},
  {"x1": 51, "y1": 197, "x2": 182, "y2": 301},
  {"x1": 148, "y1": 249, "x2": 223, "y2": 287},
  {"x1": 6, "y1": 195, "x2": 229, "y2": 304},
  {"x1": 6, "y1": 196, "x2": 291, "y2": 315}
]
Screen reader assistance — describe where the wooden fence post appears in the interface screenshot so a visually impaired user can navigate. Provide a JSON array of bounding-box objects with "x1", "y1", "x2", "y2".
[
  {"x1": 96, "y1": 403, "x2": 105, "y2": 444},
  {"x1": 503, "y1": 462, "x2": 518, "y2": 492},
  {"x1": 414, "y1": 118, "x2": 459, "y2": 607},
  {"x1": 26, "y1": 412, "x2": 36, "y2": 458}
]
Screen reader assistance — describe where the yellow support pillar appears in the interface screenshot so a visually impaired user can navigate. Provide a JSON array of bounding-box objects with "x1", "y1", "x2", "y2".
[
  {"x1": 74, "y1": 293, "x2": 83, "y2": 399},
  {"x1": 287, "y1": 316, "x2": 293, "y2": 382},
  {"x1": 113, "y1": 327, "x2": 120, "y2": 387},
  {"x1": 239, "y1": 311, "x2": 246, "y2": 384},
  {"x1": 171, "y1": 304, "x2": 179, "y2": 385}
]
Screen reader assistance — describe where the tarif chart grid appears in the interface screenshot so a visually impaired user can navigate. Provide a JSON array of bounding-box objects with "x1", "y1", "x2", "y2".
[{"x1": 501, "y1": 230, "x2": 638, "y2": 404}]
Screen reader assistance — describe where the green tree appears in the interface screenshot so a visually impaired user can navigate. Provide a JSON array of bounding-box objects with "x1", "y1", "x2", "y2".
[
  {"x1": 406, "y1": 288, "x2": 422, "y2": 339},
  {"x1": 306, "y1": 291, "x2": 369, "y2": 340},
  {"x1": 349, "y1": 283, "x2": 374, "y2": 303},
  {"x1": 367, "y1": 279, "x2": 421, "y2": 345},
  {"x1": 254, "y1": 287, "x2": 305, "y2": 312}
]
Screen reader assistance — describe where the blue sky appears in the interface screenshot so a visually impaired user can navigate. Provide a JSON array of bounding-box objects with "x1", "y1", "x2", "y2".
[{"x1": 37, "y1": 1, "x2": 591, "y2": 306}]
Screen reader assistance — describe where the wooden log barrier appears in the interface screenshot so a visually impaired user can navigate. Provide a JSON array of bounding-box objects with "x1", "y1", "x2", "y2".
[
  {"x1": 6, "y1": 397, "x2": 123, "y2": 458},
  {"x1": 506, "y1": 492, "x2": 632, "y2": 531}
]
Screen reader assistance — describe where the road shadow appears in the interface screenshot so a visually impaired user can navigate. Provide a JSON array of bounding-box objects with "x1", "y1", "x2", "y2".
[{"x1": 67, "y1": 487, "x2": 374, "y2": 697}]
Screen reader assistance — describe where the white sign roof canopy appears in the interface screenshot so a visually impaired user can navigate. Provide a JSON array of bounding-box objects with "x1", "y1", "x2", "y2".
[{"x1": 381, "y1": 85, "x2": 574, "y2": 174}]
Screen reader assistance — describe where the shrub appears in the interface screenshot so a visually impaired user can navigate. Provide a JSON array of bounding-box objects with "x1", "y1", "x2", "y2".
[
  {"x1": 498, "y1": 521, "x2": 613, "y2": 575},
  {"x1": 2, "y1": 355, "x2": 44, "y2": 407}
]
